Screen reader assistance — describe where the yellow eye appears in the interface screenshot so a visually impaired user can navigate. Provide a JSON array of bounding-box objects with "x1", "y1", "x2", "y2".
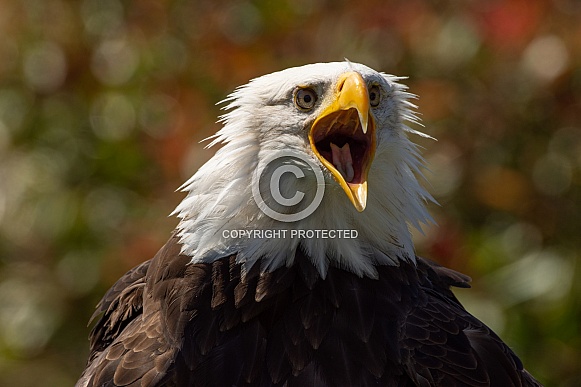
[
  {"x1": 294, "y1": 88, "x2": 317, "y2": 110},
  {"x1": 369, "y1": 85, "x2": 381, "y2": 107}
]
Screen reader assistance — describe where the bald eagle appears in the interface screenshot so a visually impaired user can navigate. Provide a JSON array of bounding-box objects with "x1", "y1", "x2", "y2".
[{"x1": 77, "y1": 62, "x2": 541, "y2": 386}]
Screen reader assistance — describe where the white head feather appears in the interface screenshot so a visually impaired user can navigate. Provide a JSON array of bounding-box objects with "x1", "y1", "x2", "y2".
[{"x1": 173, "y1": 61, "x2": 434, "y2": 278}]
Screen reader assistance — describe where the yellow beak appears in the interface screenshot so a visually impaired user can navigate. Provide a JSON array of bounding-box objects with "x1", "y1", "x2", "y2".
[{"x1": 308, "y1": 72, "x2": 376, "y2": 212}]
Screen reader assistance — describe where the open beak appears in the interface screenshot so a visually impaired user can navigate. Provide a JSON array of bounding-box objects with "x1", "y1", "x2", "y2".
[{"x1": 309, "y1": 71, "x2": 376, "y2": 212}]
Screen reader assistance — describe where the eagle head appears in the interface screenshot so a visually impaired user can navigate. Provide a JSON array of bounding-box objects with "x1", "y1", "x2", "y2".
[{"x1": 174, "y1": 62, "x2": 433, "y2": 278}]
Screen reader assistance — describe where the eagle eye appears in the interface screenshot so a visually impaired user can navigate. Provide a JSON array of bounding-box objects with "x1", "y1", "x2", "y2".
[
  {"x1": 369, "y1": 85, "x2": 381, "y2": 107},
  {"x1": 294, "y1": 88, "x2": 317, "y2": 110}
]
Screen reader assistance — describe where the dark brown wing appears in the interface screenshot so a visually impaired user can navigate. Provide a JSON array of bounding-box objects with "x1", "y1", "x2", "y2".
[
  {"x1": 77, "y1": 234, "x2": 281, "y2": 387},
  {"x1": 77, "y1": 235, "x2": 191, "y2": 387},
  {"x1": 401, "y1": 257, "x2": 542, "y2": 387},
  {"x1": 76, "y1": 238, "x2": 410, "y2": 387},
  {"x1": 87, "y1": 259, "x2": 150, "y2": 355},
  {"x1": 77, "y1": 238, "x2": 541, "y2": 387}
]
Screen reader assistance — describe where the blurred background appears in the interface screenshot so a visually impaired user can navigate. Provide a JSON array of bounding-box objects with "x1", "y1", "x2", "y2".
[{"x1": 0, "y1": 0, "x2": 579, "y2": 385}]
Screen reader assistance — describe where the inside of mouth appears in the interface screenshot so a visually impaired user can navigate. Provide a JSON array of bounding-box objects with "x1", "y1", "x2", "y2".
[{"x1": 312, "y1": 109, "x2": 371, "y2": 184}]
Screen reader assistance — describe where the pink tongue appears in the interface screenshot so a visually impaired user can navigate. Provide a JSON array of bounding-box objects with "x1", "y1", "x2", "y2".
[{"x1": 330, "y1": 142, "x2": 355, "y2": 182}]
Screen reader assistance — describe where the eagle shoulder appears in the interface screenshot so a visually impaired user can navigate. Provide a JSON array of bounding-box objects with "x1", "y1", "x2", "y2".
[
  {"x1": 401, "y1": 257, "x2": 542, "y2": 387},
  {"x1": 78, "y1": 237, "x2": 541, "y2": 387},
  {"x1": 87, "y1": 259, "x2": 150, "y2": 355},
  {"x1": 78, "y1": 235, "x2": 192, "y2": 387}
]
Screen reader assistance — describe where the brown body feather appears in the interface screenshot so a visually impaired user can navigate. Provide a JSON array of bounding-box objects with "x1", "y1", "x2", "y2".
[{"x1": 77, "y1": 234, "x2": 541, "y2": 387}]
